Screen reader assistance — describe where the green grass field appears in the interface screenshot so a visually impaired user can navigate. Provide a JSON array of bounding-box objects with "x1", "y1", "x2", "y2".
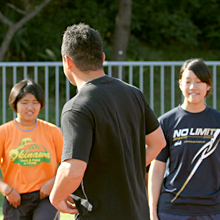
[{"x1": 0, "y1": 193, "x2": 75, "y2": 220}]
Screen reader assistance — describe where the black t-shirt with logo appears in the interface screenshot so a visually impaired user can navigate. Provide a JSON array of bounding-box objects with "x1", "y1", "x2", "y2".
[
  {"x1": 61, "y1": 75, "x2": 158, "y2": 220},
  {"x1": 157, "y1": 105, "x2": 220, "y2": 216}
]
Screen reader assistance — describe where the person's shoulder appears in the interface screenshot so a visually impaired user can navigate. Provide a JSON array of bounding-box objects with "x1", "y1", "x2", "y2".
[
  {"x1": 206, "y1": 106, "x2": 220, "y2": 118},
  {"x1": 117, "y1": 79, "x2": 146, "y2": 100},
  {"x1": 37, "y1": 119, "x2": 62, "y2": 141},
  {"x1": 128, "y1": 83, "x2": 142, "y2": 93},
  {"x1": 0, "y1": 120, "x2": 14, "y2": 130},
  {"x1": 0, "y1": 120, "x2": 14, "y2": 137},
  {"x1": 159, "y1": 106, "x2": 180, "y2": 121},
  {"x1": 104, "y1": 75, "x2": 141, "y2": 90},
  {"x1": 37, "y1": 119, "x2": 61, "y2": 131},
  {"x1": 61, "y1": 93, "x2": 88, "y2": 119},
  {"x1": 207, "y1": 105, "x2": 220, "y2": 113}
]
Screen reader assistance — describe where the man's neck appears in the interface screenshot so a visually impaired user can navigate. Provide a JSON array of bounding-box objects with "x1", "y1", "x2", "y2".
[{"x1": 76, "y1": 69, "x2": 105, "y2": 91}]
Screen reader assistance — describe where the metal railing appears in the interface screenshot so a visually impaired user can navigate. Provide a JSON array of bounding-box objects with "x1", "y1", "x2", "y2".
[{"x1": 1, "y1": 61, "x2": 220, "y2": 126}]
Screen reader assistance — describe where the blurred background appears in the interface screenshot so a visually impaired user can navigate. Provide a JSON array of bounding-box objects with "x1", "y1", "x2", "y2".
[
  {"x1": 1, "y1": 1, "x2": 220, "y2": 219},
  {"x1": 1, "y1": 0, "x2": 220, "y2": 62}
]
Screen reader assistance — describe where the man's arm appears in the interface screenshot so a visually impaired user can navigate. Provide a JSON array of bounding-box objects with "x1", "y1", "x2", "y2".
[
  {"x1": 145, "y1": 126, "x2": 166, "y2": 166},
  {"x1": 50, "y1": 158, "x2": 87, "y2": 214}
]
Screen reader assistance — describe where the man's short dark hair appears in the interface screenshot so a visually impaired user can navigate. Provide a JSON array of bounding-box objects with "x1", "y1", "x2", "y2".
[{"x1": 61, "y1": 23, "x2": 103, "y2": 72}]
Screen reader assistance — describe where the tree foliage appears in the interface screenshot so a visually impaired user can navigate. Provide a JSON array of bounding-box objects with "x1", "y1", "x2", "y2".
[
  {"x1": 1, "y1": 0, "x2": 220, "y2": 61},
  {"x1": 0, "y1": 0, "x2": 51, "y2": 61}
]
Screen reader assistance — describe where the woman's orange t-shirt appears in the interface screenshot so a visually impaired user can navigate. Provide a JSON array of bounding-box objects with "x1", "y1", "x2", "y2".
[{"x1": 0, "y1": 119, "x2": 63, "y2": 194}]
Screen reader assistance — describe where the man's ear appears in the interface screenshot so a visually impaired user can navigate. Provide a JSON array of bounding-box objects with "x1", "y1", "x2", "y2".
[
  {"x1": 102, "y1": 52, "x2": 105, "y2": 64},
  {"x1": 65, "y1": 55, "x2": 73, "y2": 69}
]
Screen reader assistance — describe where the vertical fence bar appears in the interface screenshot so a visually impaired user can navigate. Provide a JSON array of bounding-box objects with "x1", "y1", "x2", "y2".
[
  {"x1": 150, "y1": 65, "x2": 154, "y2": 110},
  {"x1": 160, "y1": 66, "x2": 164, "y2": 115},
  {"x1": 2, "y1": 66, "x2": 6, "y2": 124},
  {"x1": 66, "y1": 78, "x2": 70, "y2": 102},
  {"x1": 118, "y1": 66, "x2": 122, "y2": 80},
  {"x1": 55, "y1": 66, "x2": 59, "y2": 127},
  {"x1": 108, "y1": 65, "x2": 112, "y2": 77},
  {"x1": 139, "y1": 65, "x2": 143, "y2": 92},
  {"x1": 13, "y1": 66, "x2": 17, "y2": 118},
  {"x1": 212, "y1": 65, "x2": 217, "y2": 109},
  {"x1": 45, "y1": 66, "x2": 49, "y2": 122},
  {"x1": 23, "y1": 66, "x2": 27, "y2": 79},
  {"x1": 171, "y1": 65, "x2": 175, "y2": 109},
  {"x1": 34, "y1": 66, "x2": 38, "y2": 82},
  {"x1": 129, "y1": 65, "x2": 133, "y2": 85},
  {"x1": 13, "y1": 66, "x2": 17, "y2": 85}
]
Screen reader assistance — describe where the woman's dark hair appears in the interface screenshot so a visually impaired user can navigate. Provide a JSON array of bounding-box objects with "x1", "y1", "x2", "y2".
[
  {"x1": 179, "y1": 58, "x2": 212, "y2": 97},
  {"x1": 9, "y1": 78, "x2": 45, "y2": 112}
]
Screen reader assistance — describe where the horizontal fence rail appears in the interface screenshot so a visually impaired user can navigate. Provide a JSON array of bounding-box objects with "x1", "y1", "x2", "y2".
[{"x1": 1, "y1": 61, "x2": 220, "y2": 127}]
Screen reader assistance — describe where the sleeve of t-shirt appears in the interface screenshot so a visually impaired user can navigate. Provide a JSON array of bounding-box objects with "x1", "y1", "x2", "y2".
[
  {"x1": 155, "y1": 116, "x2": 169, "y2": 162},
  {"x1": 61, "y1": 109, "x2": 93, "y2": 163},
  {"x1": 145, "y1": 99, "x2": 160, "y2": 135},
  {"x1": 51, "y1": 126, "x2": 63, "y2": 164},
  {"x1": 155, "y1": 145, "x2": 169, "y2": 162},
  {"x1": 130, "y1": 87, "x2": 159, "y2": 135},
  {"x1": 0, "y1": 124, "x2": 6, "y2": 160}
]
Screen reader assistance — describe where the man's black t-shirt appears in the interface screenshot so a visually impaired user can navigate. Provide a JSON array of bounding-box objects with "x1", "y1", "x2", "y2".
[{"x1": 61, "y1": 75, "x2": 159, "y2": 220}]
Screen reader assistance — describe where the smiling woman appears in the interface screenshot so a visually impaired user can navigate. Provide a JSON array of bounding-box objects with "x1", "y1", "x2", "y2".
[
  {"x1": 148, "y1": 59, "x2": 220, "y2": 220},
  {"x1": 15, "y1": 93, "x2": 41, "y2": 126},
  {"x1": 179, "y1": 69, "x2": 211, "y2": 113},
  {"x1": 0, "y1": 79, "x2": 63, "y2": 220}
]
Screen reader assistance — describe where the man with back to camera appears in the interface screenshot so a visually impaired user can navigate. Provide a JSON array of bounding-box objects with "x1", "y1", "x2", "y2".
[{"x1": 49, "y1": 23, "x2": 166, "y2": 220}]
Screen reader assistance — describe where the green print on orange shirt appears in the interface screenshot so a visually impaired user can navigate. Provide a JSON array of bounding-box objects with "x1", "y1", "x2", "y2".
[{"x1": 9, "y1": 137, "x2": 51, "y2": 166}]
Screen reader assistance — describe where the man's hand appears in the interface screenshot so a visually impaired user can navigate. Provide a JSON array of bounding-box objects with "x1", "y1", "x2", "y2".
[
  {"x1": 49, "y1": 159, "x2": 87, "y2": 213},
  {"x1": 50, "y1": 195, "x2": 79, "y2": 215}
]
